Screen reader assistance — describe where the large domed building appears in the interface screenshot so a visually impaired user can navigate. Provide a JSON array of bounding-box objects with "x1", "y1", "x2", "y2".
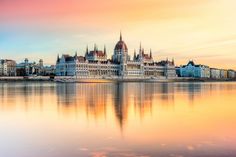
[
  {"x1": 112, "y1": 33, "x2": 130, "y2": 63},
  {"x1": 56, "y1": 33, "x2": 176, "y2": 78}
]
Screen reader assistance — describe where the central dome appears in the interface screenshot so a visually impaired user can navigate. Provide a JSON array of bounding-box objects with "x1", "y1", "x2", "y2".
[{"x1": 114, "y1": 33, "x2": 128, "y2": 52}]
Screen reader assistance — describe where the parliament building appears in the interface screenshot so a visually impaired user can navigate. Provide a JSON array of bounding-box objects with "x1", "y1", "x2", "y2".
[{"x1": 56, "y1": 33, "x2": 176, "y2": 79}]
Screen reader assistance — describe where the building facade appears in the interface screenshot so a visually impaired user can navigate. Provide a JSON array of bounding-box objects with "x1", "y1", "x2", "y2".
[
  {"x1": 179, "y1": 61, "x2": 210, "y2": 78},
  {"x1": 228, "y1": 70, "x2": 236, "y2": 79},
  {"x1": 16, "y1": 58, "x2": 45, "y2": 76},
  {"x1": 210, "y1": 68, "x2": 221, "y2": 79},
  {"x1": 0, "y1": 59, "x2": 16, "y2": 76},
  {"x1": 220, "y1": 69, "x2": 228, "y2": 79},
  {"x1": 56, "y1": 34, "x2": 176, "y2": 78}
]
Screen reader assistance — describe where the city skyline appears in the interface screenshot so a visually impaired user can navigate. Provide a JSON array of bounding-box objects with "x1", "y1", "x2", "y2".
[{"x1": 1, "y1": 0, "x2": 236, "y2": 69}]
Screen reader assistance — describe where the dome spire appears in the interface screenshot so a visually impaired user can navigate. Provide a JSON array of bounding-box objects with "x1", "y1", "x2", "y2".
[{"x1": 120, "y1": 31, "x2": 122, "y2": 41}]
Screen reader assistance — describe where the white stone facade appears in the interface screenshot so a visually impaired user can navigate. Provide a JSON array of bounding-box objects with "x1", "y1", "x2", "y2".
[
  {"x1": 0, "y1": 59, "x2": 16, "y2": 76},
  {"x1": 56, "y1": 34, "x2": 177, "y2": 79},
  {"x1": 210, "y1": 68, "x2": 221, "y2": 79}
]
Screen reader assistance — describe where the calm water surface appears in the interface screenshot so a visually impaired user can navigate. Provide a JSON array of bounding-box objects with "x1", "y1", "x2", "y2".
[{"x1": 0, "y1": 82, "x2": 236, "y2": 157}]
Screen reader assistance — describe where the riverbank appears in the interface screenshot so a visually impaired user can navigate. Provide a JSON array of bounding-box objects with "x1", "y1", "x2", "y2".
[
  {"x1": 1, "y1": 76, "x2": 236, "y2": 83},
  {"x1": 0, "y1": 76, "x2": 52, "y2": 82}
]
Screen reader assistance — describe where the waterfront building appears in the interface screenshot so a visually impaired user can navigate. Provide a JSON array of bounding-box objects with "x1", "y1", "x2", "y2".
[
  {"x1": 179, "y1": 61, "x2": 210, "y2": 78},
  {"x1": 44, "y1": 65, "x2": 56, "y2": 76},
  {"x1": 175, "y1": 67, "x2": 181, "y2": 77},
  {"x1": 220, "y1": 69, "x2": 228, "y2": 79},
  {"x1": 56, "y1": 34, "x2": 176, "y2": 79},
  {"x1": 0, "y1": 59, "x2": 16, "y2": 76},
  {"x1": 16, "y1": 58, "x2": 45, "y2": 76},
  {"x1": 228, "y1": 70, "x2": 236, "y2": 79},
  {"x1": 210, "y1": 68, "x2": 221, "y2": 79}
]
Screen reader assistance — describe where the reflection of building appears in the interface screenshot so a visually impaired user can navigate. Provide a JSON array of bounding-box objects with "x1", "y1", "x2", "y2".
[
  {"x1": 16, "y1": 58, "x2": 44, "y2": 76},
  {"x1": 0, "y1": 59, "x2": 16, "y2": 76},
  {"x1": 56, "y1": 84, "x2": 108, "y2": 119},
  {"x1": 179, "y1": 61, "x2": 210, "y2": 78},
  {"x1": 56, "y1": 33, "x2": 176, "y2": 78}
]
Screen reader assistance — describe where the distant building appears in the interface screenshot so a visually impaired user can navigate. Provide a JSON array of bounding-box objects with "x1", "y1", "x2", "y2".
[
  {"x1": 16, "y1": 58, "x2": 45, "y2": 76},
  {"x1": 0, "y1": 59, "x2": 16, "y2": 76},
  {"x1": 179, "y1": 61, "x2": 210, "y2": 78},
  {"x1": 220, "y1": 69, "x2": 228, "y2": 79},
  {"x1": 210, "y1": 68, "x2": 221, "y2": 79},
  {"x1": 44, "y1": 65, "x2": 55, "y2": 76},
  {"x1": 228, "y1": 70, "x2": 236, "y2": 79},
  {"x1": 175, "y1": 67, "x2": 181, "y2": 77},
  {"x1": 56, "y1": 33, "x2": 176, "y2": 78}
]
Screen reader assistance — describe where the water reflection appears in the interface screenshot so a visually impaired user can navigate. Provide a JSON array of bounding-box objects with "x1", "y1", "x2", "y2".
[
  {"x1": 55, "y1": 83, "x2": 176, "y2": 130},
  {"x1": 53, "y1": 82, "x2": 233, "y2": 130},
  {"x1": 1, "y1": 82, "x2": 236, "y2": 157},
  {"x1": 1, "y1": 82, "x2": 236, "y2": 122}
]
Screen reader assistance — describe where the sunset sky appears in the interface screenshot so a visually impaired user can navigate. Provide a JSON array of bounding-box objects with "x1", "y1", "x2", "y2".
[{"x1": 0, "y1": 0, "x2": 236, "y2": 69}]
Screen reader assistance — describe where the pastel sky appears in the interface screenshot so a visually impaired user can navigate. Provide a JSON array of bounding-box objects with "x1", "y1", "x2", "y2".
[{"x1": 0, "y1": 0, "x2": 236, "y2": 69}]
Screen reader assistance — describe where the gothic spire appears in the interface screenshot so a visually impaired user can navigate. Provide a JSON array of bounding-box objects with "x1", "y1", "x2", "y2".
[
  {"x1": 104, "y1": 45, "x2": 107, "y2": 55},
  {"x1": 57, "y1": 54, "x2": 60, "y2": 62},
  {"x1": 120, "y1": 31, "x2": 122, "y2": 41},
  {"x1": 85, "y1": 45, "x2": 89, "y2": 56},
  {"x1": 142, "y1": 48, "x2": 144, "y2": 55},
  {"x1": 74, "y1": 51, "x2": 77, "y2": 57},
  {"x1": 94, "y1": 44, "x2": 97, "y2": 52},
  {"x1": 150, "y1": 49, "x2": 152, "y2": 58},
  {"x1": 172, "y1": 58, "x2": 175, "y2": 65},
  {"x1": 133, "y1": 49, "x2": 137, "y2": 61},
  {"x1": 139, "y1": 42, "x2": 142, "y2": 55}
]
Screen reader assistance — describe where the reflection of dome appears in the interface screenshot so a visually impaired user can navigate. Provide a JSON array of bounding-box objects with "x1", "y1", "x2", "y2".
[{"x1": 114, "y1": 33, "x2": 128, "y2": 52}]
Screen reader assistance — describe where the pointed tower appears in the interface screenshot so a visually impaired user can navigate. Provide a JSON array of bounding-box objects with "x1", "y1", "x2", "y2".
[
  {"x1": 104, "y1": 45, "x2": 107, "y2": 56},
  {"x1": 94, "y1": 44, "x2": 97, "y2": 57},
  {"x1": 150, "y1": 49, "x2": 152, "y2": 58},
  {"x1": 57, "y1": 54, "x2": 60, "y2": 63},
  {"x1": 133, "y1": 49, "x2": 137, "y2": 61},
  {"x1": 139, "y1": 42, "x2": 142, "y2": 54},
  {"x1": 74, "y1": 51, "x2": 78, "y2": 58},
  {"x1": 85, "y1": 45, "x2": 89, "y2": 59},
  {"x1": 94, "y1": 44, "x2": 97, "y2": 52},
  {"x1": 139, "y1": 42, "x2": 143, "y2": 61},
  {"x1": 120, "y1": 31, "x2": 122, "y2": 41},
  {"x1": 172, "y1": 58, "x2": 175, "y2": 66},
  {"x1": 86, "y1": 45, "x2": 89, "y2": 55}
]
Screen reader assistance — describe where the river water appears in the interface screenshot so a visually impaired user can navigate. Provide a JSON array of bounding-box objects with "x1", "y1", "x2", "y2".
[{"x1": 0, "y1": 82, "x2": 236, "y2": 157}]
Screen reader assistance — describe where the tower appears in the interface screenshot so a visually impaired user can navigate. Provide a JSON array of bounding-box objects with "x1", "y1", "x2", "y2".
[
  {"x1": 112, "y1": 32, "x2": 128, "y2": 64},
  {"x1": 139, "y1": 42, "x2": 143, "y2": 61},
  {"x1": 104, "y1": 45, "x2": 107, "y2": 56},
  {"x1": 133, "y1": 49, "x2": 137, "y2": 61},
  {"x1": 39, "y1": 59, "x2": 43, "y2": 67},
  {"x1": 150, "y1": 49, "x2": 152, "y2": 59},
  {"x1": 85, "y1": 45, "x2": 89, "y2": 57}
]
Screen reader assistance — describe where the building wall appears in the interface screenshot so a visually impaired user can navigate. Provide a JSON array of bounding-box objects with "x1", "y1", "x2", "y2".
[
  {"x1": 56, "y1": 56, "x2": 176, "y2": 78},
  {"x1": 179, "y1": 64, "x2": 210, "y2": 78},
  {"x1": 0, "y1": 59, "x2": 16, "y2": 76},
  {"x1": 228, "y1": 70, "x2": 236, "y2": 78},
  {"x1": 210, "y1": 68, "x2": 221, "y2": 79},
  {"x1": 220, "y1": 70, "x2": 228, "y2": 79}
]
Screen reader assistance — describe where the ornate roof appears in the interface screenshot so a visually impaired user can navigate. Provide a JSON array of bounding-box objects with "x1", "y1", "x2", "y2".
[
  {"x1": 114, "y1": 32, "x2": 128, "y2": 51},
  {"x1": 88, "y1": 51, "x2": 106, "y2": 57}
]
